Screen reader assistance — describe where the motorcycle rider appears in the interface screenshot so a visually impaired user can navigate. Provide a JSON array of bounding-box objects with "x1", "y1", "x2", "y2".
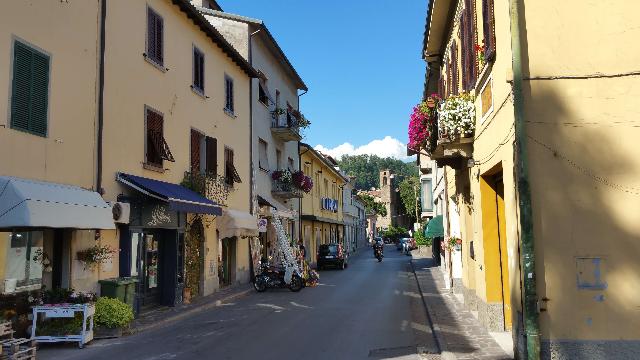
[{"x1": 373, "y1": 239, "x2": 384, "y2": 257}]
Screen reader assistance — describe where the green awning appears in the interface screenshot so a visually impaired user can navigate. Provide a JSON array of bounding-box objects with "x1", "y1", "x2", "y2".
[{"x1": 424, "y1": 215, "x2": 444, "y2": 238}]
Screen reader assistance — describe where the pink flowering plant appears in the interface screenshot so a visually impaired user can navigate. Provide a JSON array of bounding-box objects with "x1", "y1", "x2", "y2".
[
  {"x1": 408, "y1": 94, "x2": 440, "y2": 154},
  {"x1": 272, "y1": 169, "x2": 313, "y2": 193}
]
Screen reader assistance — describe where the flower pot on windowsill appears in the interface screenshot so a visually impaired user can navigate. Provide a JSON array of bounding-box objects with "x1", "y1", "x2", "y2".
[{"x1": 94, "y1": 326, "x2": 123, "y2": 339}]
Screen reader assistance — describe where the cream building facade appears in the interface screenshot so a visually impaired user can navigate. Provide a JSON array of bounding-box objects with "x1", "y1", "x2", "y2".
[
  {"x1": 198, "y1": 7, "x2": 308, "y2": 264},
  {"x1": 422, "y1": 0, "x2": 640, "y2": 358},
  {"x1": 0, "y1": 0, "x2": 260, "y2": 320}
]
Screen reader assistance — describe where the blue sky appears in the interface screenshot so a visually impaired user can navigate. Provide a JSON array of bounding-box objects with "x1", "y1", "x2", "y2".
[{"x1": 219, "y1": 0, "x2": 427, "y2": 160}]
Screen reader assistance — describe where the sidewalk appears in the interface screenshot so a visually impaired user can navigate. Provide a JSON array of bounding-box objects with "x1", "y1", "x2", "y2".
[
  {"x1": 130, "y1": 283, "x2": 253, "y2": 334},
  {"x1": 411, "y1": 253, "x2": 513, "y2": 360}
]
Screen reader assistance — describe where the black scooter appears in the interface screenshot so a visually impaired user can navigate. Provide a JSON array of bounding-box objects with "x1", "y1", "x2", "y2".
[{"x1": 254, "y1": 263, "x2": 303, "y2": 292}]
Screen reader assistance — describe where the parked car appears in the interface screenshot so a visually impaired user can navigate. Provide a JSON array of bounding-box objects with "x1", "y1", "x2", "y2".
[
  {"x1": 397, "y1": 238, "x2": 409, "y2": 251},
  {"x1": 317, "y1": 244, "x2": 348, "y2": 270}
]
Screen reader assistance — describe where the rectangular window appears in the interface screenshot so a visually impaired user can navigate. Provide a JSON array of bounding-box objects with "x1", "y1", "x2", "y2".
[
  {"x1": 146, "y1": 7, "x2": 164, "y2": 66},
  {"x1": 258, "y1": 80, "x2": 269, "y2": 106},
  {"x1": 190, "y1": 130, "x2": 216, "y2": 174},
  {"x1": 482, "y1": 0, "x2": 496, "y2": 61},
  {"x1": 258, "y1": 139, "x2": 269, "y2": 171},
  {"x1": 190, "y1": 129, "x2": 202, "y2": 173},
  {"x1": 421, "y1": 179, "x2": 433, "y2": 212},
  {"x1": 205, "y1": 136, "x2": 217, "y2": 175},
  {"x1": 145, "y1": 107, "x2": 174, "y2": 167},
  {"x1": 10, "y1": 40, "x2": 50, "y2": 137},
  {"x1": 192, "y1": 46, "x2": 205, "y2": 93},
  {"x1": 5, "y1": 231, "x2": 44, "y2": 288},
  {"x1": 276, "y1": 149, "x2": 282, "y2": 169},
  {"x1": 315, "y1": 173, "x2": 320, "y2": 196},
  {"x1": 275, "y1": 89, "x2": 281, "y2": 109},
  {"x1": 324, "y1": 179, "x2": 329, "y2": 198},
  {"x1": 224, "y1": 147, "x2": 241, "y2": 186},
  {"x1": 224, "y1": 75, "x2": 234, "y2": 114}
]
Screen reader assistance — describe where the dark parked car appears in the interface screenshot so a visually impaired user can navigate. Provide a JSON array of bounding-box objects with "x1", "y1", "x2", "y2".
[{"x1": 317, "y1": 244, "x2": 348, "y2": 270}]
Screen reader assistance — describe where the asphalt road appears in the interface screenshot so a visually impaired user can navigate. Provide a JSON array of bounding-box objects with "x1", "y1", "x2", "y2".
[{"x1": 39, "y1": 245, "x2": 439, "y2": 360}]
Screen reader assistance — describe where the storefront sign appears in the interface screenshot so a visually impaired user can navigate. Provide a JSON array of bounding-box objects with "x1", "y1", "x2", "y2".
[
  {"x1": 147, "y1": 204, "x2": 172, "y2": 226},
  {"x1": 321, "y1": 198, "x2": 339, "y2": 213},
  {"x1": 257, "y1": 218, "x2": 268, "y2": 233},
  {"x1": 129, "y1": 200, "x2": 182, "y2": 229},
  {"x1": 43, "y1": 308, "x2": 75, "y2": 318}
]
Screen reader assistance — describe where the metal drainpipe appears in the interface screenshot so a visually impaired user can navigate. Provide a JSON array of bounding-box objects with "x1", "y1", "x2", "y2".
[
  {"x1": 248, "y1": 28, "x2": 261, "y2": 215},
  {"x1": 96, "y1": 0, "x2": 107, "y2": 194},
  {"x1": 509, "y1": 0, "x2": 540, "y2": 358}
]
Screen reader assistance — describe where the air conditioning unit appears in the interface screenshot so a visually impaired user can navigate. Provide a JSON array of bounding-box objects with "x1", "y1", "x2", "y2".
[{"x1": 110, "y1": 202, "x2": 130, "y2": 224}]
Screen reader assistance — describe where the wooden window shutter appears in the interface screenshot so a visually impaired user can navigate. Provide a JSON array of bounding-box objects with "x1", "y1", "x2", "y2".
[
  {"x1": 205, "y1": 136, "x2": 217, "y2": 175},
  {"x1": 11, "y1": 41, "x2": 49, "y2": 137},
  {"x1": 482, "y1": 0, "x2": 496, "y2": 61},
  {"x1": 147, "y1": 8, "x2": 163, "y2": 65},
  {"x1": 190, "y1": 129, "x2": 201, "y2": 173},
  {"x1": 460, "y1": 15, "x2": 468, "y2": 91},
  {"x1": 451, "y1": 41, "x2": 458, "y2": 95},
  {"x1": 146, "y1": 109, "x2": 163, "y2": 166}
]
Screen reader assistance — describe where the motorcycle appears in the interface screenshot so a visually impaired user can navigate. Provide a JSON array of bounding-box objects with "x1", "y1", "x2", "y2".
[
  {"x1": 373, "y1": 246, "x2": 384, "y2": 262},
  {"x1": 253, "y1": 263, "x2": 303, "y2": 292}
]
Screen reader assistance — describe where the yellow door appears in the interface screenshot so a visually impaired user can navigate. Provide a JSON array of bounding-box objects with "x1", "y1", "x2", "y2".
[{"x1": 495, "y1": 178, "x2": 512, "y2": 330}]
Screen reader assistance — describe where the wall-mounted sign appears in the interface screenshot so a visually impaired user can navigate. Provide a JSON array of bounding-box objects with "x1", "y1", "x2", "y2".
[
  {"x1": 258, "y1": 218, "x2": 268, "y2": 233},
  {"x1": 321, "y1": 198, "x2": 339, "y2": 213}
]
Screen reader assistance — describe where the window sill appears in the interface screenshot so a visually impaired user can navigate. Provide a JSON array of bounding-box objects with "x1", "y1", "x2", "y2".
[
  {"x1": 143, "y1": 162, "x2": 165, "y2": 173},
  {"x1": 224, "y1": 108, "x2": 237, "y2": 118},
  {"x1": 3, "y1": 283, "x2": 42, "y2": 295},
  {"x1": 259, "y1": 100, "x2": 270, "y2": 109},
  {"x1": 191, "y1": 85, "x2": 209, "y2": 99},
  {"x1": 143, "y1": 53, "x2": 168, "y2": 73}
]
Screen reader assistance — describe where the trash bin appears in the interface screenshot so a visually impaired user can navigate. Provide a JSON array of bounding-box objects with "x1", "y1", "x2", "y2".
[{"x1": 99, "y1": 278, "x2": 138, "y2": 308}]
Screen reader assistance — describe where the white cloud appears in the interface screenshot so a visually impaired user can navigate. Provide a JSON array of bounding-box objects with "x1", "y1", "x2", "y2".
[{"x1": 315, "y1": 136, "x2": 414, "y2": 161}]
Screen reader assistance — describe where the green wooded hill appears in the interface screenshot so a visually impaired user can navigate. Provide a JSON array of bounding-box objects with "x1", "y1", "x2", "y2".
[{"x1": 337, "y1": 154, "x2": 418, "y2": 190}]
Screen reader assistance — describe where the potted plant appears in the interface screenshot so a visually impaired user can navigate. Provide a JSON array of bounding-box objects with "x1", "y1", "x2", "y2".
[
  {"x1": 77, "y1": 244, "x2": 117, "y2": 271},
  {"x1": 408, "y1": 95, "x2": 440, "y2": 154},
  {"x1": 94, "y1": 297, "x2": 134, "y2": 338},
  {"x1": 438, "y1": 93, "x2": 475, "y2": 140}
]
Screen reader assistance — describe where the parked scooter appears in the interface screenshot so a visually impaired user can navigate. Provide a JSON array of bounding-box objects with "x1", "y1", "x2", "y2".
[{"x1": 253, "y1": 263, "x2": 303, "y2": 292}]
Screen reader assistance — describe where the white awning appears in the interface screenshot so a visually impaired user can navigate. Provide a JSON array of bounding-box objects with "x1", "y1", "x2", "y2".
[
  {"x1": 218, "y1": 209, "x2": 258, "y2": 239},
  {"x1": 0, "y1": 176, "x2": 115, "y2": 229},
  {"x1": 257, "y1": 195, "x2": 297, "y2": 219}
]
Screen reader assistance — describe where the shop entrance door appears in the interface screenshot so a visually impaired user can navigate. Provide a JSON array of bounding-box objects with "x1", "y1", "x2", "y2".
[
  {"x1": 142, "y1": 233, "x2": 161, "y2": 307},
  {"x1": 221, "y1": 237, "x2": 236, "y2": 287}
]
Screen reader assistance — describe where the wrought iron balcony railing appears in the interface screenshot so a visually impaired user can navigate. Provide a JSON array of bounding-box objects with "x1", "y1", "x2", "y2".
[{"x1": 183, "y1": 171, "x2": 230, "y2": 207}]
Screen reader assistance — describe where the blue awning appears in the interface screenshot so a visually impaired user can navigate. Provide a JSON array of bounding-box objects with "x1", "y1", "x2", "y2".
[{"x1": 117, "y1": 173, "x2": 222, "y2": 216}]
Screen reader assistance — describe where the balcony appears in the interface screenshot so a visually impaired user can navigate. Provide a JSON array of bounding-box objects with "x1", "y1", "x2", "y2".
[
  {"x1": 272, "y1": 178, "x2": 304, "y2": 199},
  {"x1": 271, "y1": 110, "x2": 302, "y2": 142},
  {"x1": 182, "y1": 171, "x2": 230, "y2": 207},
  {"x1": 430, "y1": 136, "x2": 474, "y2": 169}
]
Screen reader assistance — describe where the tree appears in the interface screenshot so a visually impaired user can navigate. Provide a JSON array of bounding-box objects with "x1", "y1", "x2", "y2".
[
  {"x1": 338, "y1": 154, "x2": 418, "y2": 190},
  {"x1": 398, "y1": 176, "x2": 421, "y2": 224},
  {"x1": 358, "y1": 193, "x2": 387, "y2": 217}
]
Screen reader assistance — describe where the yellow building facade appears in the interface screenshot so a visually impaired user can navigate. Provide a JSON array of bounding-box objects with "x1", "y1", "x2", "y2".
[
  {"x1": 0, "y1": 0, "x2": 258, "y2": 319},
  {"x1": 422, "y1": 0, "x2": 640, "y2": 358},
  {"x1": 299, "y1": 144, "x2": 346, "y2": 266}
]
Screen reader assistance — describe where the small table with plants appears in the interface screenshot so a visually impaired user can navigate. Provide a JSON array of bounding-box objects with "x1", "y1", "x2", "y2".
[
  {"x1": 30, "y1": 289, "x2": 97, "y2": 349},
  {"x1": 31, "y1": 303, "x2": 95, "y2": 348}
]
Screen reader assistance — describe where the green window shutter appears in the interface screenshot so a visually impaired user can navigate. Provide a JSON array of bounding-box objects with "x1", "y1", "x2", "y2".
[
  {"x1": 30, "y1": 51, "x2": 49, "y2": 136},
  {"x1": 11, "y1": 41, "x2": 49, "y2": 137},
  {"x1": 11, "y1": 42, "x2": 32, "y2": 132}
]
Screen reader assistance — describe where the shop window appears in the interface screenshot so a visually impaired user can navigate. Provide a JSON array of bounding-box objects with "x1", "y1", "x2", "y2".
[{"x1": 4, "y1": 231, "x2": 44, "y2": 290}]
